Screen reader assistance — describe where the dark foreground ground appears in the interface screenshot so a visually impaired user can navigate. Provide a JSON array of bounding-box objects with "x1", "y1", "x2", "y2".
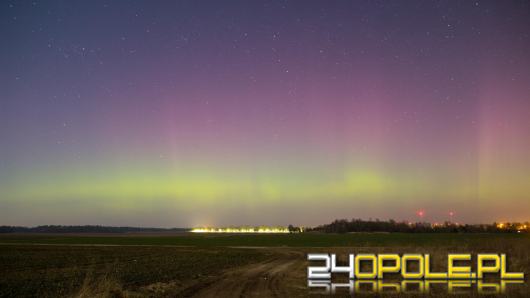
[{"x1": 0, "y1": 233, "x2": 528, "y2": 297}]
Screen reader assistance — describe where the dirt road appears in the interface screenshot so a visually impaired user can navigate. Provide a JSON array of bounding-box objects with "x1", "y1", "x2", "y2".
[{"x1": 175, "y1": 249, "x2": 308, "y2": 297}]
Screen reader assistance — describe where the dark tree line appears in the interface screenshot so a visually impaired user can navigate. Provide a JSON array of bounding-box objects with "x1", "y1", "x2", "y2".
[
  {"x1": 308, "y1": 219, "x2": 529, "y2": 233},
  {"x1": 0, "y1": 225, "x2": 189, "y2": 233},
  {"x1": 1, "y1": 221, "x2": 527, "y2": 234}
]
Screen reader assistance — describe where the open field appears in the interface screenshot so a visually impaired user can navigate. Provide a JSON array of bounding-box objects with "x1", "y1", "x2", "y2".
[
  {"x1": 0, "y1": 233, "x2": 529, "y2": 297},
  {"x1": 1, "y1": 232, "x2": 529, "y2": 247}
]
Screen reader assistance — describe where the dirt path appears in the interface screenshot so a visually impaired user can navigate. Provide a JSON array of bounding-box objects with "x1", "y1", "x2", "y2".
[{"x1": 176, "y1": 249, "x2": 307, "y2": 297}]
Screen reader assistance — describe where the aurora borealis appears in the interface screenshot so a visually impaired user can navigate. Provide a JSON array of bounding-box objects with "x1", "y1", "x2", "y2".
[{"x1": 1, "y1": 1, "x2": 529, "y2": 227}]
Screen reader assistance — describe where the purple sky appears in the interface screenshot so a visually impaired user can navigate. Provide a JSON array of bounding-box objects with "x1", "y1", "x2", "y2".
[{"x1": 1, "y1": 1, "x2": 529, "y2": 227}]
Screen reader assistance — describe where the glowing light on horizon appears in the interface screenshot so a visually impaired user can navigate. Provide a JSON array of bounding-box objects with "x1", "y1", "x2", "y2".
[{"x1": 191, "y1": 227, "x2": 291, "y2": 233}]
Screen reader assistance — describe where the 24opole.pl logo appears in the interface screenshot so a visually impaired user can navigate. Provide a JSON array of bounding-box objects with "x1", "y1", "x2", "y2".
[{"x1": 307, "y1": 253, "x2": 525, "y2": 294}]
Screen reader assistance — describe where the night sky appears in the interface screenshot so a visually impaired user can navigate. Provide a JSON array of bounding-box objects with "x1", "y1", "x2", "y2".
[{"x1": 1, "y1": 1, "x2": 530, "y2": 227}]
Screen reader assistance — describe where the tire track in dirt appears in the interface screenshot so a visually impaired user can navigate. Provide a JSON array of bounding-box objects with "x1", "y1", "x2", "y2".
[{"x1": 178, "y1": 249, "x2": 306, "y2": 298}]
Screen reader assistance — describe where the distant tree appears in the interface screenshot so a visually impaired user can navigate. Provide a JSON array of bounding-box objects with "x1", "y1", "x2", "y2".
[{"x1": 307, "y1": 219, "x2": 526, "y2": 234}]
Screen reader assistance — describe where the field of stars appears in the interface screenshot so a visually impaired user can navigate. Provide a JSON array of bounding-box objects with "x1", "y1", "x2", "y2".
[{"x1": 1, "y1": 1, "x2": 529, "y2": 227}]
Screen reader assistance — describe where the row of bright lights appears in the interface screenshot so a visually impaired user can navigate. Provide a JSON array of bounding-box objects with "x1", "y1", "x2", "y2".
[
  {"x1": 497, "y1": 223, "x2": 528, "y2": 230},
  {"x1": 191, "y1": 227, "x2": 291, "y2": 233}
]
